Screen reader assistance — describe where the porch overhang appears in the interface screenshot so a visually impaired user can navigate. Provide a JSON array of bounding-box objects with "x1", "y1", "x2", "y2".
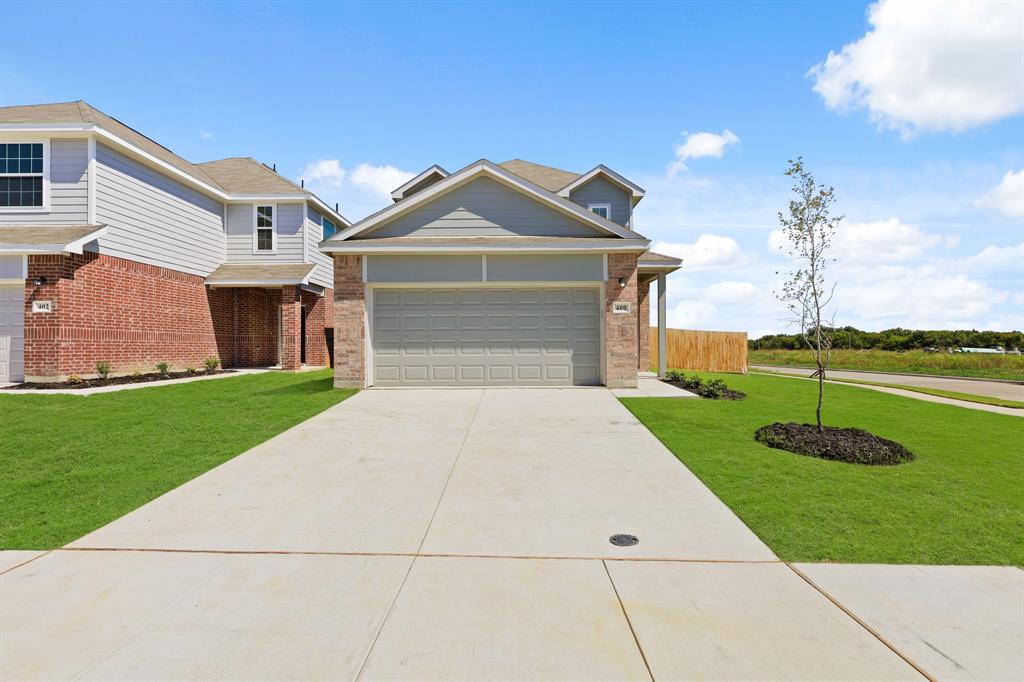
[
  {"x1": 0, "y1": 224, "x2": 107, "y2": 255},
  {"x1": 205, "y1": 262, "x2": 315, "y2": 288}
]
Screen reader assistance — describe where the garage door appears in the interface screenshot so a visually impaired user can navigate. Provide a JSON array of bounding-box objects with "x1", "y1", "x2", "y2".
[
  {"x1": 0, "y1": 284, "x2": 24, "y2": 383},
  {"x1": 371, "y1": 287, "x2": 601, "y2": 386}
]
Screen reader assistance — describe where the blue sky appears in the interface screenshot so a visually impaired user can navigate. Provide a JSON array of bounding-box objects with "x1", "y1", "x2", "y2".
[{"x1": 2, "y1": 0, "x2": 1021, "y2": 335}]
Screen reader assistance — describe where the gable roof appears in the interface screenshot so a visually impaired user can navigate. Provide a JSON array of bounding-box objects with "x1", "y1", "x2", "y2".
[
  {"x1": 197, "y1": 157, "x2": 307, "y2": 195},
  {"x1": 499, "y1": 160, "x2": 580, "y2": 193},
  {"x1": 557, "y1": 164, "x2": 645, "y2": 204},
  {"x1": 324, "y1": 159, "x2": 646, "y2": 247},
  {"x1": 391, "y1": 165, "x2": 449, "y2": 201}
]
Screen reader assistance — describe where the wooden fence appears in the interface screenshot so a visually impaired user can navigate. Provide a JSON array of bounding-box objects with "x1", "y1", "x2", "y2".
[{"x1": 650, "y1": 328, "x2": 748, "y2": 374}]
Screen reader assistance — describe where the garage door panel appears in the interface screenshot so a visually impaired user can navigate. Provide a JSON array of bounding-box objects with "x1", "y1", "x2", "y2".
[
  {"x1": 0, "y1": 284, "x2": 24, "y2": 383},
  {"x1": 372, "y1": 287, "x2": 601, "y2": 387}
]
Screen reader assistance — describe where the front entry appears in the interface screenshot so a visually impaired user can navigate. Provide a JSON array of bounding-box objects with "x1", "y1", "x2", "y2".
[{"x1": 370, "y1": 286, "x2": 601, "y2": 387}]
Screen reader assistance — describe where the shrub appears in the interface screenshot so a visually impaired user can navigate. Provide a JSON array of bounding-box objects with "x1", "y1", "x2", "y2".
[
  {"x1": 682, "y1": 375, "x2": 704, "y2": 391},
  {"x1": 95, "y1": 362, "x2": 112, "y2": 380},
  {"x1": 699, "y1": 379, "x2": 728, "y2": 399},
  {"x1": 185, "y1": 366, "x2": 197, "y2": 375},
  {"x1": 67, "y1": 374, "x2": 83, "y2": 385},
  {"x1": 204, "y1": 357, "x2": 221, "y2": 373},
  {"x1": 132, "y1": 371, "x2": 143, "y2": 379},
  {"x1": 155, "y1": 362, "x2": 170, "y2": 376},
  {"x1": 755, "y1": 422, "x2": 914, "y2": 465},
  {"x1": 665, "y1": 368, "x2": 686, "y2": 382}
]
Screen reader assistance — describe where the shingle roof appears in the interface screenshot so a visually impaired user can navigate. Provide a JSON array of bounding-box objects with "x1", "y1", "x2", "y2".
[
  {"x1": 205, "y1": 262, "x2": 315, "y2": 284},
  {"x1": 0, "y1": 224, "x2": 105, "y2": 247},
  {"x1": 196, "y1": 157, "x2": 306, "y2": 195},
  {"x1": 499, "y1": 159, "x2": 580, "y2": 193},
  {"x1": 639, "y1": 251, "x2": 682, "y2": 264}
]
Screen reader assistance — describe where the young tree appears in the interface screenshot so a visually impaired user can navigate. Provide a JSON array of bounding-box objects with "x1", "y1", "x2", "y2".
[{"x1": 774, "y1": 157, "x2": 843, "y2": 432}]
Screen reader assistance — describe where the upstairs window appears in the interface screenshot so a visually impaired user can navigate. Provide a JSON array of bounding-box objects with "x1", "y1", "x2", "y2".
[
  {"x1": 588, "y1": 203, "x2": 611, "y2": 220},
  {"x1": 255, "y1": 205, "x2": 275, "y2": 252},
  {"x1": 0, "y1": 142, "x2": 46, "y2": 209},
  {"x1": 322, "y1": 218, "x2": 337, "y2": 239}
]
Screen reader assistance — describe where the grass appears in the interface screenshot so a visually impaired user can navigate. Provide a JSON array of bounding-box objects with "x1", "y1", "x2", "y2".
[
  {"x1": 0, "y1": 370, "x2": 355, "y2": 550},
  {"x1": 749, "y1": 348, "x2": 1024, "y2": 381},
  {"x1": 621, "y1": 373, "x2": 1024, "y2": 565}
]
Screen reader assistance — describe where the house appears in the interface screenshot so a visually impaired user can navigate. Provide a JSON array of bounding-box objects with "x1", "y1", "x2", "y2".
[
  {"x1": 0, "y1": 101, "x2": 349, "y2": 383},
  {"x1": 320, "y1": 159, "x2": 681, "y2": 388}
]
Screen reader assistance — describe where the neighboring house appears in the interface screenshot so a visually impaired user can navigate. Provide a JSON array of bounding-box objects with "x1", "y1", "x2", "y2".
[
  {"x1": 0, "y1": 101, "x2": 349, "y2": 383},
  {"x1": 321, "y1": 159, "x2": 681, "y2": 388}
]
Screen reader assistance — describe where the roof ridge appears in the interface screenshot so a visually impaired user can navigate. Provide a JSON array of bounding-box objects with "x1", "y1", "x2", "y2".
[{"x1": 500, "y1": 158, "x2": 579, "y2": 176}]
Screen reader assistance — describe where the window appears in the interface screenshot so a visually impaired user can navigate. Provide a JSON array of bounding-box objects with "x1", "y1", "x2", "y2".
[
  {"x1": 322, "y1": 218, "x2": 337, "y2": 239},
  {"x1": 0, "y1": 142, "x2": 46, "y2": 209},
  {"x1": 588, "y1": 203, "x2": 611, "y2": 220},
  {"x1": 255, "y1": 205, "x2": 275, "y2": 252}
]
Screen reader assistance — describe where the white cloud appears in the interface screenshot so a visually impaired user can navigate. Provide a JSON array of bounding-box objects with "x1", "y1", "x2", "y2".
[
  {"x1": 349, "y1": 164, "x2": 415, "y2": 199},
  {"x1": 961, "y1": 242, "x2": 1024, "y2": 274},
  {"x1": 768, "y1": 218, "x2": 956, "y2": 264},
  {"x1": 665, "y1": 299, "x2": 718, "y2": 329},
  {"x1": 653, "y1": 235, "x2": 750, "y2": 271},
  {"x1": 299, "y1": 159, "x2": 346, "y2": 189},
  {"x1": 704, "y1": 281, "x2": 760, "y2": 305},
  {"x1": 808, "y1": 0, "x2": 1024, "y2": 136},
  {"x1": 199, "y1": 130, "x2": 213, "y2": 140},
  {"x1": 976, "y1": 169, "x2": 1024, "y2": 219},
  {"x1": 668, "y1": 129, "x2": 739, "y2": 174}
]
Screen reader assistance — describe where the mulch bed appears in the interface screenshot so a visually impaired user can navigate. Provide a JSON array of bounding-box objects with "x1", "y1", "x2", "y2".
[
  {"x1": 754, "y1": 422, "x2": 915, "y2": 465},
  {"x1": 3, "y1": 369, "x2": 235, "y2": 391},
  {"x1": 661, "y1": 379, "x2": 747, "y2": 400}
]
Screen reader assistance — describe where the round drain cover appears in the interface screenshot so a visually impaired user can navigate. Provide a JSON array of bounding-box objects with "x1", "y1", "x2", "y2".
[{"x1": 609, "y1": 534, "x2": 639, "y2": 547}]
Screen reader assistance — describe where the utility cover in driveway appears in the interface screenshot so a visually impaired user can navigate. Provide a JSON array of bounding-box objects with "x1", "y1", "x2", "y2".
[{"x1": 371, "y1": 287, "x2": 600, "y2": 386}]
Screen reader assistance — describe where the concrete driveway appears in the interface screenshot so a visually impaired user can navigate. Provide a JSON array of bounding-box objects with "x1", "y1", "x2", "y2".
[{"x1": 2, "y1": 388, "x2": 1017, "y2": 680}]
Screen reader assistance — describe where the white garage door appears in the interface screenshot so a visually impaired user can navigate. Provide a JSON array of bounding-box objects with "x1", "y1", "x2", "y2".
[
  {"x1": 0, "y1": 284, "x2": 25, "y2": 383},
  {"x1": 372, "y1": 287, "x2": 601, "y2": 386}
]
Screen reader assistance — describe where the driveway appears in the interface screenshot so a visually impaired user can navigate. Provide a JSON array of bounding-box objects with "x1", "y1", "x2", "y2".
[{"x1": 2, "y1": 388, "x2": 1016, "y2": 680}]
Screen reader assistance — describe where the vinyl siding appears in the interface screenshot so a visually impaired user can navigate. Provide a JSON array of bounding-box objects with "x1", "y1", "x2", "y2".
[
  {"x1": 366, "y1": 255, "x2": 483, "y2": 283},
  {"x1": 367, "y1": 177, "x2": 605, "y2": 239},
  {"x1": 567, "y1": 176, "x2": 630, "y2": 227},
  {"x1": 0, "y1": 138, "x2": 88, "y2": 225},
  {"x1": 305, "y1": 206, "x2": 333, "y2": 288},
  {"x1": 94, "y1": 142, "x2": 225, "y2": 276},
  {"x1": 225, "y1": 202, "x2": 304, "y2": 262}
]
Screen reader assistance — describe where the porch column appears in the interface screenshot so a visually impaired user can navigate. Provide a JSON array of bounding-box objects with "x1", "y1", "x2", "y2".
[
  {"x1": 280, "y1": 285, "x2": 302, "y2": 371},
  {"x1": 658, "y1": 273, "x2": 667, "y2": 378}
]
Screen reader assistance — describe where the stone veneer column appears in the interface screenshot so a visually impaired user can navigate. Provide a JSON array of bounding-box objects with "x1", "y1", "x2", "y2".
[
  {"x1": 332, "y1": 255, "x2": 365, "y2": 388},
  {"x1": 280, "y1": 285, "x2": 302, "y2": 370},
  {"x1": 604, "y1": 252, "x2": 640, "y2": 388},
  {"x1": 637, "y1": 278, "x2": 651, "y2": 372}
]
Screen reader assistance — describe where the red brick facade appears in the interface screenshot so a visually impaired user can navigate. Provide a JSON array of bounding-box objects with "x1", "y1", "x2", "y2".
[
  {"x1": 332, "y1": 255, "x2": 365, "y2": 388},
  {"x1": 22, "y1": 252, "x2": 333, "y2": 381},
  {"x1": 638, "y1": 277, "x2": 651, "y2": 372},
  {"x1": 604, "y1": 252, "x2": 640, "y2": 388}
]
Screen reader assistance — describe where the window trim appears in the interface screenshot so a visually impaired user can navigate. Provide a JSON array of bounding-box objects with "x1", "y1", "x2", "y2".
[
  {"x1": 0, "y1": 139, "x2": 50, "y2": 213},
  {"x1": 588, "y1": 202, "x2": 611, "y2": 220},
  {"x1": 252, "y1": 203, "x2": 277, "y2": 254}
]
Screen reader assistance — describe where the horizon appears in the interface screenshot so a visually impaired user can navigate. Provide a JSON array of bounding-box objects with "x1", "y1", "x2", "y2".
[{"x1": 2, "y1": 0, "x2": 1021, "y2": 336}]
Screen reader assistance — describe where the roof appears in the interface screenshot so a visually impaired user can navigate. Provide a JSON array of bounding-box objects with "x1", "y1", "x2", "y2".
[
  {"x1": 0, "y1": 224, "x2": 107, "y2": 254},
  {"x1": 197, "y1": 157, "x2": 306, "y2": 195},
  {"x1": 558, "y1": 165, "x2": 646, "y2": 203},
  {"x1": 205, "y1": 262, "x2": 315, "y2": 285},
  {"x1": 638, "y1": 250, "x2": 683, "y2": 274},
  {"x1": 391, "y1": 165, "x2": 449, "y2": 201},
  {"x1": 639, "y1": 251, "x2": 682, "y2": 264},
  {"x1": 499, "y1": 160, "x2": 580, "y2": 193},
  {"x1": 0, "y1": 101, "x2": 225, "y2": 190}
]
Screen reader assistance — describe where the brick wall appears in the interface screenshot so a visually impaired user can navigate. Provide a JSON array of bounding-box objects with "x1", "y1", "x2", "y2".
[
  {"x1": 280, "y1": 285, "x2": 302, "y2": 370},
  {"x1": 25, "y1": 253, "x2": 220, "y2": 381},
  {"x1": 332, "y1": 255, "x2": 365, "y2": 388},
  {"x1": 638, "y1": 277, "x2": 651, "y2": 372},
  {"x1": 604, "y1": 252, "x2": 640, "y2": 388},
  {"x1": 209, "y1": 287, "x2": 281, "y2": 368},
  {"x1": 302, "y1": 288, "x2": 334, "y2": 368}
]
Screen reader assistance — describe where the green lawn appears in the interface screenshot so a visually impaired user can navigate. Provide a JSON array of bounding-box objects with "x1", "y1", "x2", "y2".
[
  {"x1": 622, "y1": 373, "x2": 1024, "y2": 565},
  {"x1": 0, "y1": 370, "x2": 354, "y2": 550},
  {"x1": 749, "y1": 348, "x2": 1024, "y2": 381}
]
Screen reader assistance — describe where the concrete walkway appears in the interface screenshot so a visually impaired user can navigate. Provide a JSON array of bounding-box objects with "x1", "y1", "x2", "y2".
[{"x1": 3, "y1": 388, "x2": 1020, "y2": 680}]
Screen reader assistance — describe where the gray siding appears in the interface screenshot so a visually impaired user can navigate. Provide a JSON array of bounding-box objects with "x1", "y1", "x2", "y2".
[
  {"x1": 0, "y1": 255, "x2": 24, "y2": 279},
  {"x1": 487, "y1": 254, "x2": 603, "y2": 282},
  {"x1": 568, "y1": 176, "x2": 630, "y2": 227},
  {"x1": 0, "y1": 138, "x2": 88, "y2": 225},
  {"x1": 368, "y1": 177, "x2": 604, "y2": 239},
  {"x1": 305, "y1": 206, "x2": 333, "y2": 288},
  {"x1": 367, "y1": 255, "x2": 483, "y2": 283},
  {"x1": 225, "y1": 202, "x2": 304, "y2": 262},
  {"x1": 94, "y1": 143, "x2": 225, "y2": 275}
]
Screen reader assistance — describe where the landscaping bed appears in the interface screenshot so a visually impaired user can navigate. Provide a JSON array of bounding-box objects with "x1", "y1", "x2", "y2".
[
  {"x1": 4, "y1": 369, "x2": 235, "y2": 390},
  {"x1": 754, "y1": 422, "x2": 914, "y2": 465},
  {"x1": 662, "y1": 370, "x2": 746, "y2": 400}
]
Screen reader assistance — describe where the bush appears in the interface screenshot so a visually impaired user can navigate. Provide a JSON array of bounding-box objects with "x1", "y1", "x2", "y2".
[
  {"x1": 67, "y1": 374, "x2": 83, "y2": 385},
  {"x1": 95, "y1": 362, "x2": 112, "y2": 380},
  {"x1": 699, "y1": 379, "x2": 728, "y2": 399},
  {"x1": 754, "y1": 422, "x2": 914, "y2": 465},
  {"x1": 155, "y1": 362, "x2": 170, "y2": 376},
  {"x1": 665, "y1": 368, "x2": 686, "y2": 382},
  {"x1": 204, "y1": 357, "x2": 221, "y2": 373},
  {"x1": 185, "y1": 366, "x2": 197, "y2": 375},
  {"x1": 682, "y1": 375, "x2": 704, "y2": 391}
]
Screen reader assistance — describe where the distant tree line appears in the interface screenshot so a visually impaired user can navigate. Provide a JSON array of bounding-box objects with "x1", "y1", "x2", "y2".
[{"x1": 750, "y1": 326, "x2": 1024, "y2": 351}]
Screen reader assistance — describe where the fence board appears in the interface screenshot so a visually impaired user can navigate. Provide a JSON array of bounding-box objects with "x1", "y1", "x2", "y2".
[{"x1": 650, "y1": 328, "x2": 748, "y2": 374}]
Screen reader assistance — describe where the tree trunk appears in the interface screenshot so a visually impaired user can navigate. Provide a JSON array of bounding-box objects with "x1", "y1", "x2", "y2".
[{"x1": 816, "y1": 364, "x2": 824, "y2": 433}]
